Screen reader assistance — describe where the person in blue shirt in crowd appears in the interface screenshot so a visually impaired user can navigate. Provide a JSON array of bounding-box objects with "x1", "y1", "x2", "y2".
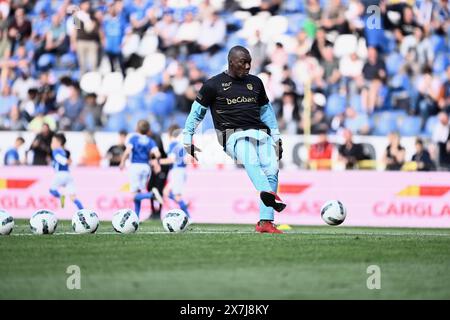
[
  {"x1": 4, "y1": 137, "x2": 25, "y2": 165},
  {"x1": 159, "y1": 124, "x2": 190, "y2": 218},
  {"x1": 120, "y1": 119, "x2": 164, "y2": 217},
  {"x1": 49, "y1": 132, "x2": 83, "y2": 209},
  {"x1": 102, "y1": 1, "x2": 126, "y2": 76}
]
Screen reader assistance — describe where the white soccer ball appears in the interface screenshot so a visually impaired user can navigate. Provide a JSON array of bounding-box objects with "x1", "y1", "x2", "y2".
[
  {"x1": 320, "y1": 200, "x2": 347, "y2": 226},
  {"x1": 162, "y1": 209, "x2": 189, "y2": 233},
  {"x1": 0, "y1": 209, "x2": 14, "y2": 235},
  {"x1": 30, "y1": 209, "x2": 58, "y2": 235},
  {"x1": 112, "y1": 209, "x2": 139, "y2": 234},
  {"x1": 72, "y1": 209, "x2": 99, "y2": 234}
]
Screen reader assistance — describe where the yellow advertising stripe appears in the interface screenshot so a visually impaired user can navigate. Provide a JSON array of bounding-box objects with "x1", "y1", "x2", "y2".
[
  {"x1": 397, "y1": 185, "x2": 420, "y2": 197},
  {"x1": 0, "y1": 179, "x2": 6, "y2": 190}
]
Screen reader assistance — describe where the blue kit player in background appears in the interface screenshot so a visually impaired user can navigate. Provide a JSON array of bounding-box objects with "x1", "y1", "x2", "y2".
[
  {"x1": 159, "y1": 124, "x2": 191, "y2": 218},
  {"x1": 183, "y1": 46, "x2": 286, "y2": 234},
  {"x1": 120, "y1": 120, "x2": 164, "y2": 218},
  {"x1": 49, "y1": 133, "x2": 83, "y2": 210},
  {"x1": 4, "y1": 137, "x2": 25, "y2": 165}
]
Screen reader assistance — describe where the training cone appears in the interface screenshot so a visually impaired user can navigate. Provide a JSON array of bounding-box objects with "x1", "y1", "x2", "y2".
[{"x1": 277, "y1": 224, "x2": 292, "y2": 231}]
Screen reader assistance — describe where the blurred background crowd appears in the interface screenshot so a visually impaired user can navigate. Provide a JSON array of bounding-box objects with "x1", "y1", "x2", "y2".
[{"x1": 0, "y1": 0, "x2": 449, "y2": 170}]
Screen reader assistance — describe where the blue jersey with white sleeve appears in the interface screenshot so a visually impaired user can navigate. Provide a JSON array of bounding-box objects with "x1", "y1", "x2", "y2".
[
  {"x1": 4, "y1": 148, "x2": 19, "y2": 165},
  {"x1": 128, "y1": 134, "x2": 158, "y2": 164},
  {"x1": 52, "y1": 148, "x2": 70, "y2": 172},
  {"x1": 167, "y1": 141, "x2": 187, "y2": 169}
]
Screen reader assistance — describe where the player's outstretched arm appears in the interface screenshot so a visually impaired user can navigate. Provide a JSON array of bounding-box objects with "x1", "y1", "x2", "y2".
[
  {"x1": 182, "y1": 100, "x2": 207, "y2": 160},
  {"x1": 119, "y1": 146, "x2": 131, "y2": 170},
  {"x1": 260, "y1": 102, "x2": 283, "y2": 160}
]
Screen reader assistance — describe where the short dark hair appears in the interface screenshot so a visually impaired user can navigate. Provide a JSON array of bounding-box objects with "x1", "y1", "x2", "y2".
[
  {"x1": 415, "y1": 138, "x2": 424, "y2": 146},
  {"x1": 53, "y1": 132, "x2": 67, "y2": 146},
  {"x1": 228, "y1": 46, "x2": 250, "y2": 62},
  {"x1": 168, "y1": 124, "x2": 181, "y2": 137},
  {"x1": 16, "y1": 136, "x2": 25, "y2": 144},
  {"x1": 137, "y1": 119, "x2": 150, "y2": 135},
  {"x1": 119, "y1": 129, "x2": 128, "y2": 136}
]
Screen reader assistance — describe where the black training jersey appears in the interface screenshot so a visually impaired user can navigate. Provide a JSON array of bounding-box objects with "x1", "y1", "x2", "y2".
[{"x1": 195, "y1": 72, "x2": 270, "y2": 145}]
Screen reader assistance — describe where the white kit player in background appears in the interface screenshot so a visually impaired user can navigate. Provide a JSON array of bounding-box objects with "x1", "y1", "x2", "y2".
[
  {"x1": 120, "y1": 120, "x2": 164, "y2": 218},
  {"x1": 159, "y1": 124, "x2": 191, "y2": 218}
]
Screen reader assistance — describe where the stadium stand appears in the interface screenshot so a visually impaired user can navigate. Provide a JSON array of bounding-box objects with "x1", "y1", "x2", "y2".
[{"x1": 0, "y1": 0, "x2": 448, "y2": 170}]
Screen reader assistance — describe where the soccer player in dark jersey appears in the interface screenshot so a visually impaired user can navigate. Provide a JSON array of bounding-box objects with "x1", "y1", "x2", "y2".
[{"x1": 182, "y1": 46, "x2": 286, "y2": 234}]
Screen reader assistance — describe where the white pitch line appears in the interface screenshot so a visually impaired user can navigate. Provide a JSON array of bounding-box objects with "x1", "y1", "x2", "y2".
[{"x1": 6, "y1": 230, "x2": 450, "y2": 237}]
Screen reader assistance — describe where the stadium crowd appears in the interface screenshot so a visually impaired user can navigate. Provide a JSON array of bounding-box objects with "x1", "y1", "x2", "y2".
[{"x1": 0, "y1": 0, "x2": 449, "y2": 170}]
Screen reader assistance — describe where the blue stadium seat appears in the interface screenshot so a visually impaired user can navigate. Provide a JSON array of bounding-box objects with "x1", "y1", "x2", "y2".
[
  {"x1": 385, "y1": 52, "x2": 404, "y2": 77},
  {"x1": 325, "y1": 94, "x2": 346, "y2": 117},
  {"x1": 424, "y1": 116, "x2": 439, "y2": 137},
  {"x1": 105, "y1": 113, "x2": 128, "y2": 132},
  {"x1": 371, "y1": 111, "x2": 401, "y2": 136},
  {"x1": 286, "y1": 14, "x2": 306, "y2": 35},
  {"x1": 349, "y1": 94, "x2": 364, "y2": 113},
  {"x1": 397, "y1": 115, "x2": 422, "y2": 136},
  {"x1": 282, "y1": 0, "x2": 305, "y2": 13}
]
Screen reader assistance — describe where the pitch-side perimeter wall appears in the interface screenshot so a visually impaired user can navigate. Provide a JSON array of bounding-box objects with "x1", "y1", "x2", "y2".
[{"x1": 1, "y1": 167, "x2": 449, "y2": 228}]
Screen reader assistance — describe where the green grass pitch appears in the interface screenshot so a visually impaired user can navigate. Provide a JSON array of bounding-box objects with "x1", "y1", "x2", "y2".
[{"x1": 1, "y1": 220, "x2": 450, "y2": 299}]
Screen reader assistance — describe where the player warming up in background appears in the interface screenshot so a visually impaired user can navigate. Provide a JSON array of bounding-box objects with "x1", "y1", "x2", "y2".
[
  {"x1": 183, "y1": 46, "x2": 286, "y2": 234},
  {"x1": 120, "y1": 120, "x2": 164, "y2": 218},
  {"x1": 159, "y1": 124, "x2": 191, "y2": 218},
  {"x1": 49, "y1": 133, "x2": 83, "y2": 210}
]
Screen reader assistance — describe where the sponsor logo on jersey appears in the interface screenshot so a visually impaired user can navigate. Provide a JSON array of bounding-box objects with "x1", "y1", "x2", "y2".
[
  {"x1": 226, "y1": 96, "x2": 257, "y2": 105},
  {"x1": 222, "y1": 82, "x2": 232, "y2": 91}
]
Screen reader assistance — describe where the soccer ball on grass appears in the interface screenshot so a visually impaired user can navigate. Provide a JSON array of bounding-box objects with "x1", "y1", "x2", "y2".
[
  {"x1": 112, "y1": 209, "x2": 139, "y2": 234},
  {"x1": 0, "y1": 209, "x2": 14, "y2": 235},
  {"x1": 320, "y1": 200, "x2": 347, "y2": 226},
  {"x1": 30, "y1": 209, "x2": 58, "y2": 234},
  {"x1": 162, "y1": 209, "x2": 189, "y2": 233},
  {"x1": 72, "y1": 209, "x2": 99, "y2": 234}
]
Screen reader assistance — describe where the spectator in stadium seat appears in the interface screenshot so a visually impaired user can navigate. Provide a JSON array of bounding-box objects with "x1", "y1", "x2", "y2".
[
  {"x1": 411, "y1": 138, "x2": 436, "y2": 171},
  {"x1": 173, "y1": 10, "x2": 201, "y2": 56},
  {"x1": 37, "y1": 71, "x2": 57, "y2": 114},
  {"x1": 81, "y1": 93, "x2": 103, "y2": 131},
  {"x1": 416, "y1": 66, "x2": 442, "y2": 128},
  {"x1": 0, "y1": 19, "x2": 11, "y2": 60},
  {"x1": 4, "y1": 136, "x2": 25, "y2": 165},
  {"x1": 320, "y1": 45, "x2": 341, "y2": 95},
  {"x1": 0, "y1": 84, "x2": 18, "y2": 119},
  {"x1": 59, "y1": 83, "x2": 84, "y2": 130},
  {"x1": 278, "y1": 92, "x2": 300, "y2": 134},
  {"x1": 309, "y1": 130, "x2": 333, "y2": 170},
  {"x1": 154, "y1": 9, "x2": 178, "y2": 57},
  {"x1": 71, "y1": 0, "x2": 102, "y2": 75},
  {"x1": 344, "y1": 106, "x2": 371, "y2": 135},
  {"x1": 106, "y1": 130, "x2": 127, "y2": 167},
  {"x1": 362, "y1": 47, "x2": 386, "y2": 113},
  {"x1": 11, "y1": 68, "x2": 38, "y2": 103},
  {"x1": 432, "y1": 112, "x2": 450, "y2": 170},
  {"x1": 80, "y1": 132, "x2": 102, "y2": 166},
  {"x1": 28, "y1": 123, "x2": 53, "y2": 165},
  {"x1": 249, "y1": 29, "x2": 267, "y2": 74},
  {"x1": 102, "y1": 2, "x2": 126, "y2": 76},
  {"x1": 306, "y1": 0, "x2": 322, "y2": 22},
  {"x1": 197, "y1": 11, "x2": 226, "y2": 56},
  {"x1": 438, "y1": 65, "x2": 450, "y2": 113},
  {"x1": 33, "y1": 13, "x2": 68, "y2": 70},
  {"x1": 338, "y1": 128, "x2": 366, "y2": 170},
  {"x1": 383, "y1": 131, "x2": 406, "y2": 171},
  {"x1": 7, "y1": 7, "x2": 32, "y2": 53},
  {"x1": 2, "y1": 105, "x2": 28, "y2": 130}
]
